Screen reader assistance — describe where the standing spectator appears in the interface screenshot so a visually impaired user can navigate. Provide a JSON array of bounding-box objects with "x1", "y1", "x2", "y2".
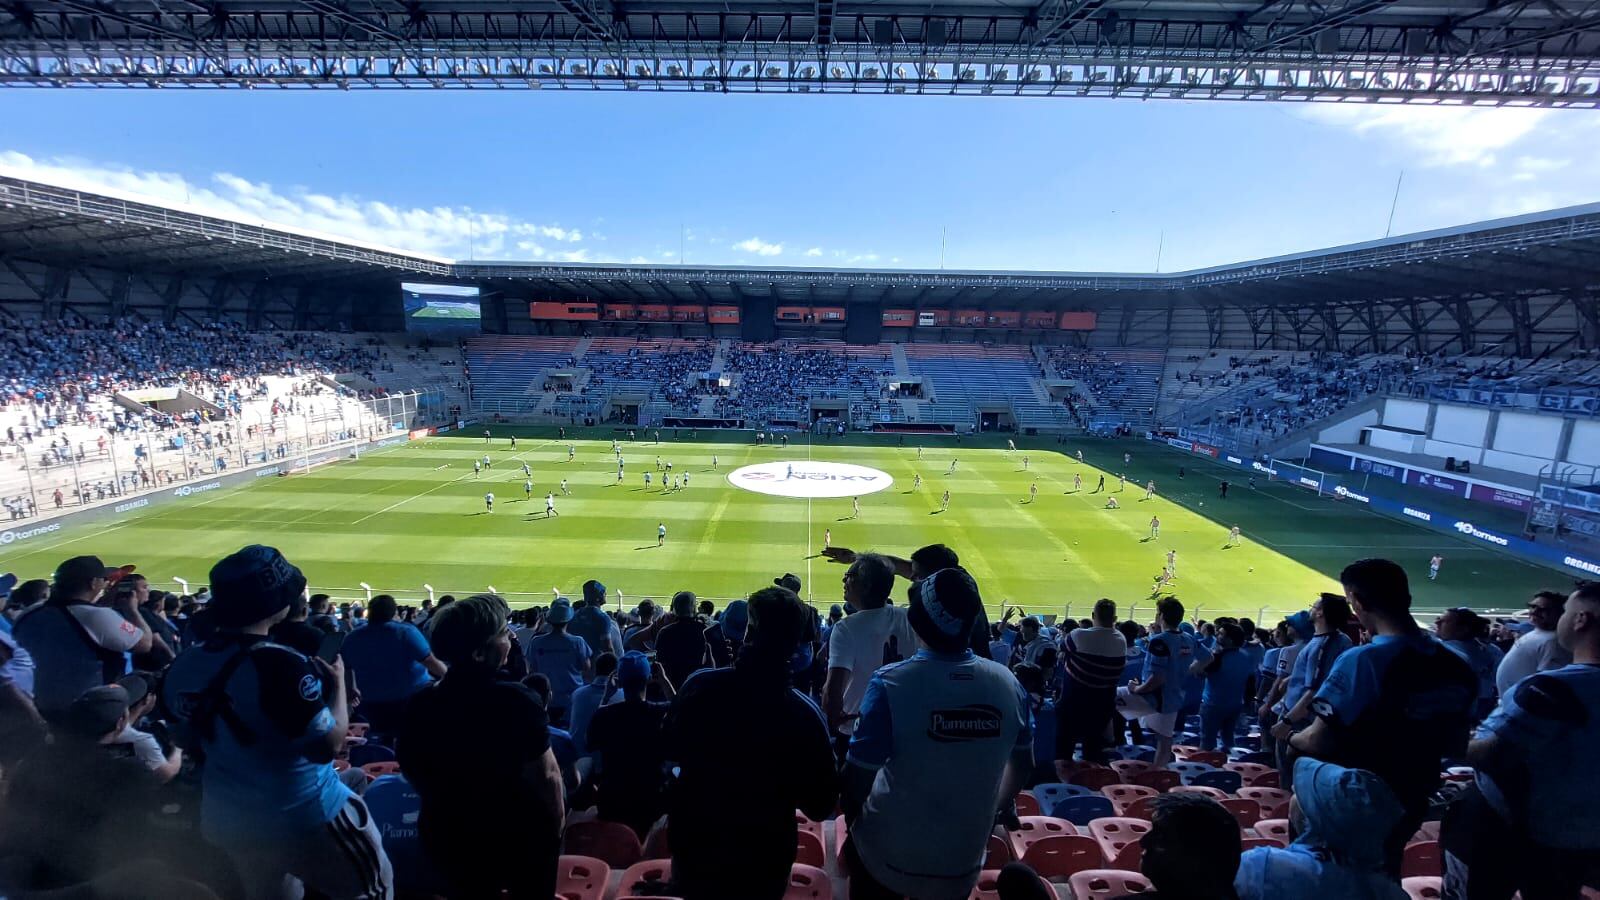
[
  {"x1": 1057, "y1": 598, "x2": 1126, "y2": 768},
  {"x1": 1013, "y1": 616, "x2": 1051, "y2": 668},
  {"x1": 269, "y1": 592, "x2": 325, "y2": 656},
  {"x1": 1442, "y1": 582, "x2": 1600, "y2": 900},
  {"x1": 1234, "y1": 759, "x2": 1408, "y2": 900},
  {"x1": 655, "y1": 591, "x2": 708, "y2": 688},
  {"x1": 14, "y1": 557, "x2": 153, "y2": 723},
  {"x1": 1196, "y1": 623, "x2": 1257, "y2": 753},
  {"x1": 161, "y1": 545, "x2": 390, "y2": 900},
  {"x1": 1270, "y1": 595, "x2": 1354, "y2": 773},
  {"x1": 1117, "y1": 597, "x2": 1206, "y2": 767},
  {"x1": 1290, "y1": 558, "x2": 1476, "y2": 872},
  {"x1": 1259, "y1": 612, "x2": 1311, "y2": 768},
  {"x1": 1436, "y1": 607, "x2": 1504, "y2": 723},
  {"x1": 525, "y1": 598, "x2": 591, "y2": 725},
  {"x1": 704, "y1": 598, "x2": 748, "y2": 668},
  {"x1": 587, "y1": 650, "x2": 675, "y2": 838},
  {"x1": 307, "y1": 593, "x2": 340, "y2": 634},
  {"x1": 823, "y1": 553, "x2": 916, "y2": 751},
  {"x1": 843, "y1": 567, "x2": 1032, "y2": 900},
  {"x1": 400, "y1": 594, "x2": 564, "y2": 900},
  {"x1": 1138, "y1": 794, "x2": 1243, "y2": 900},
  {"x1": 337, "y1": 594, "x2": 445, "y2": 734},
  {"x1": 569, "y1": 580, "x2": 624, "y2": 657},
  {"x1": 1493, "y1": 591, "x2": 1571, "y2": 697},
  {"x1": 665, "y1": 585, "x2": 837, "y2": 900},
  {"x1": 0, "y1": 591, "x2": 41, "y2": 765},
  {"x1": 568, "y1": 652, "x2": 619, "y2": 754}
]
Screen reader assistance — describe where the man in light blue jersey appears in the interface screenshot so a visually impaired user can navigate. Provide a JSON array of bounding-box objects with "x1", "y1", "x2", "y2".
[{"x1": 1117, "y1": 596, "x2": 1201, "y2": 767}]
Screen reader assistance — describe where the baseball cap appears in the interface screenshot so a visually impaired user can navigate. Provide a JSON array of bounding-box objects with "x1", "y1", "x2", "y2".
[
  {"x1": 63, "y1": 674, "x2": 149, "y2": 738},
  {"x1": 774, "y1": 573, "x2": 802, "y2": 593},
  {"x1": 908, "y1": 567, "x2": 982, "y2": 653},
  {"x1": 1286, "y1": 610, "x2": 1314, "y2": 641},
  {"x1": 618, "y1": 651, "x2": 651, "y2": 689},
  {"x1": 207, "y1": 545, "x2": 307, "y2": 628},
  {"x1": 53, "y1": 556, "x2": 126, "y2": 593},
  {"x1": 582, "y1": 580, "x2": 606, "y2": 605},
  {"x1": 721, "y1": 599, "x2": 749, "y2": 640},
  {"x1": 547, "y1": 599, "x2": 574, "y2": 624}
]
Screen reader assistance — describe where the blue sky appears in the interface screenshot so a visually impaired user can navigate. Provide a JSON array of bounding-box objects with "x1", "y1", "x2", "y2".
[{"x1": 1, "y1": 90, "x2": 1596, "y2": 273}]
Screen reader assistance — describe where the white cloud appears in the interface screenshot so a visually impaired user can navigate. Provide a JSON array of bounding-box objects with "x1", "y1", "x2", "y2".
[
  {"x1": 629, "y1": 256, "x2": 650, "y2": 264},
  {"x1": 804, "y1": 247, "x2": 823, "y2": 257},
  {"x1": 1297, "y1": 106, "x2": 1550, "y2": 168},
  {"x1": 733, "y1": 237, "x2": 784, "y2": 256},
  {"x1": 0, "y1": 150, "x2": 590, "y2": 262}
]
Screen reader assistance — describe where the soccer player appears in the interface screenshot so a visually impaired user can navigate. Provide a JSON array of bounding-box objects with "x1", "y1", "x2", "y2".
[
  {"x1": 1119, "y1": 473, "x2": 1127, "y2": 491},
  {"x1": 1029, "y1": 482, "x2": 1038, "y2": 503},
  {"x1": 1096, "y1": 474, "x2": 1105, "y2": 492},
  {"x1": 1166, "y1": 548, "x2": 1177, "y2": 575},
  {"x1": 1073, "y1": 473, "x2": 1082, "y2": 492},
  {"x1": 1023, "y1": 455, "x2": 1029, "y2": 470},
  {"x1": 666, "y1": 461, "x2": 673, "y2": 473},
  {"x1": 561, "y1": 479, "x2": 570, "y2": 496},
  {"x1": 657, "y1": 456, "x2": 663, "y2": 470},
  {"x1": 1429, "y1": 554, "x2": 1443, "y2": 581},
  {"x1": 1145, "y1": 480, "x2": 1156, "y2": 500},
  {"x1": 524, "y1": 479, "x2": 533, "y2": 499},
  {"x1": 484, "y1": 491, "x2": 494, "y2": 513},
  {"x1": 673, "y1": 476, "x2": 681, "y2": 491},
  {"x1": 482, "y1": 455, "x2": 491, "y2": 470},
  {"x1": 712, "y1": 455, "x2": 719, "y2": 470},
  {"x1": 474, "y1": 460, "x2": 481, "y2": 477},
  {"x1": 546, "y1": 493, "x2": 558, "y2": 517},
  {"x1": 917, "y1": 447, "x2": 923, "y2": 459},
  {"x1": 948, "y1": 459, "x2": 958, "y2": 475},
  {"x1": 683, "y1": 473, "x2": 690, "y2": 487},
  {"x1": 824, "y1": 528, "x2": 832, "y2": 550},
  {"x1": 1008, "y1": 438, "x2": 1016, "y2": 452},
  {"x1": 913, "y1": 473, "x2": 922, "y2": 489},
  {"x1": 522, "y1": 462, "x2": 531, "y2": 477},
  {"x1": 484, "y1": 428, "x2": 491, "y2": 443},
  {"x1": 787, "y1": 463, "x2": 794, "y2": 479},
  {"x1": 658, "y1": 522, "x2": 667, "y2": 546},
  {"x1": 644, "y1": 472, "x2": 652, "y2": 488},
  {"x1": 1106, "y1": 496, "x2": 1120, "y2": 509},
  {"x1": 941, "y1": 489, "x2": 950, "y2": 511},
  {"x1": 852, "y1": 496, "x2": 860, "y2": 518},
  {"x1": 616, "y1": 466, "x2": 624, "y2": 484},
  {"x1": 1149, "y1": 515, "x2": 1161, "y2": 539},
  {"x1": 611, "y1": 438, "x2": 619, "y2": 453},
  {"x1": 1077, "y1": 450, "x2": 1085, "y2": 464},
  {"x1": 1152, "y1": 566, "x2": 1175, "y2": 595},
  {"x1": 1123, "y1": 452, "x2": 1131, "y2": 466},
  {"x1": 568, "y1": 445, "x2": 575, "y2": 461},
  {"x1": 510, "y1": 435, "x2": 517, "y2": 450},
  {"x1": 1228, "y1": 525, "x2": 1242, "y2": 547},
  {"x1": 1219, "y1": 480, "x2": 1230, "y2": 499}
]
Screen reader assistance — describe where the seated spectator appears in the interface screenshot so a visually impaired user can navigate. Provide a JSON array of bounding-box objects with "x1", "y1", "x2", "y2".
[
  {"x1": 1291, "y1": 558, "x2": 1476, "y2": 873},
  {"x1": 1493, "y1": 590, "x2": 1571, "y2": 697},
  {"x1": 1132, "y1": 793, "x2": 1243, "y2": 899},
  {"x1": 338, "y1": 594, "x2": 444, "y2": 734},
  {"x1": 1443, "y1": 582, "x2": 1600, "y2": 900},
  {"x1": 843, "y1": 567, "x2": 1032, "y2": 900},
  {"x1": 1234, "y1": 758, "x2": 1407, "y2": 900},
  {"x1": 587, "y1": 650, "x2": 675, "y2": 838},
  {"x1": 568, "y1": 651, "x2": 619, "y2": 754},
  {"x1": 64, "y1": 675, "x2": 182, "y2": 783},
  {"x1": 665, "y1": 585, "x2": 837, "y2": 900},
  {"x1": 161, "y1": 545, "x2": 390, "y2": 900},
  {"x1": 400, "y1": 594, "x2": 564, "y2": 899},
  {"x1": 1057, "y1": 598, "x2": 1126, "y2": 767},
  {"x1": 654, "y1": 591, "x2": 708, "y2": 688},
  {"x1": 823, "y1": 553, "x2": 916, "y2": 752},
  {"x1": 14, "y1": 556, "x2": 154, "y2": 723},
  {"x1": 525, "y1": 598, "x2": 591, "y2": 725}
]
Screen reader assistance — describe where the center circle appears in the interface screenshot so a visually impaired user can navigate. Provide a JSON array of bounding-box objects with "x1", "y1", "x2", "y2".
[{"x1": 727, "y1": 460, "x2": 895, "y2": 499}]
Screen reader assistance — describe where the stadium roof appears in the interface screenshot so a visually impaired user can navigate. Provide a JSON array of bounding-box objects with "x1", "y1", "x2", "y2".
[
  {"x1": 2, "y1": 0, "x2": 1598, "y2": 104},
  {"x1": 2, "y1": 174, "x2": 1598, "y2": 310}
]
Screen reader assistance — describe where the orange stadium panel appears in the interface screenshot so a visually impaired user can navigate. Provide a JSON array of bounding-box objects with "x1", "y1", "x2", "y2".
[
  {"x1": 813, "y1": 306, "x2": 846, "y2": 322},
  {"x1": 989, "y1": 310, "x2": 1022, "y2": 328},
  {"x1": 529, "y1": 301, "x2": 599, "y2": 320},
  {"x1": 1024, "y1": 311, "x2": 1057, "y2": 329},
  {"x1": 604, "y1": 303, "x2": 637, "y2": 320},
  {"x1": 1059, "y1": 311, "x2": 1098, "y2": 331},
  {"x1": 708, "y1": 305, "x2": 741, "y2": 324},
  {"x1": 637, "y1": 304, "x2": 670, "y2": 321},
  {"x1": 953, "y1": 308, "x2": 985, "y2": 326},
  {"x1": 882, "y1": 309, "x2": 916, "y2": 327},
  {"x1": 670, "y1": 305, "x2": 706, "y2": 322}
]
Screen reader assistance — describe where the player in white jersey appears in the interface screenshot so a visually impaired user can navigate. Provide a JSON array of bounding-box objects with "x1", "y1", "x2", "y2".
[
  {"x1": 1145, "y1": 480, "x2": 1156, "y2": 500},
  {"x1": 852, "y1": 496, "x2": 860, "y2": 518},
  {"x1": 683, "y1": 472, "x2": 690, "y2": 487},
  {"x1": 1149, "y1": 515, "x2": 1161, "y2": 539},
  {"x1": 824, "y1": 528, "x2": 832, "y2": 550},
  {"x1": 611, "y1": 439, "x2": 619, "y2": 453},
  {"x1": 1166, "y1": 549, "x2": 1177, "y2": 575},
  {"x1": 1007, "y1": 439, "x2": 1016, "y2": 452},
  {"x1": 941, "y1": 490, "x2": 950, "y2": 511},
  {"x1": 658, "y1": 522, "x2": 667, "y2": 546},
  {"x1": 522, "y1": 463, "x2": 531, "y2": 477},
  {"x1": 644, "y1": 472, "x2": 652, "y2": 488},
  {"x1": 484, "y1": 428, "x2": 492, "y2": 444},
  {"x1": 666, "y1": 461, "x2": 673, "y2": 474},
  {"x1": 657, "y1": 456, "x2": 663, "y2": 470},
  {"x1": 568, "y1": 445, "x2": 575, "y2": 461},
  {"x1": 1023, "y1": 455, "x2": 1029, "y2": 470},
  {"x1": 712, "y1": 455, "x2": 719, "y2": 470},
  {"x1": 1228, "y1": 525, "x2": 1241, "y2": 547},
  {"x1": 673, "y1": 476, "x2": 681, "y2": 491},
  {"x1": 1077, "y1": 450, "x2": 1085, "y2": 464},
  {"x1": 546, "y1": 493, "x2": 558, "y2": 517},
  {"x1": 913, "y1": 473, "x2": 922, "y2": 489},
  {"x1": 1073, "y1": 473, "x2": 1082, "y2": 492},
  {"x1": 482, "y1": 455, "x2": 491, "y2": 470},
  {"x1": 1152, "y1": 566, "x2": 1174, "y2": 595},
  {"x1": 1119, "y1": 473, "x2": 1126, "y2": 491},
  {"x1": 474, "y1": 460, "x2": 481, "y2": 476},
  {"x1": 1429, "y1": 554, "x2": 1443, "y2": 580},
  {"x1": 1029, "y1": 482, "x2": 1038, "y2": 503},
  {"x1": 948, "y1": 459, "x2": 958, "y2": 475},
  {"x1": 484, "y1": 492, "x2": 494, "y2": 513},
  {"x1": 917, "y1": 447, "x2": 923, "y2": 459},
  {"x1": 1106, "y1": 496, "x2": 1120, "y2": 509},
  {"x1": 510, "y1": 436, "x2": 517, "y2": 450},
  {"x1": 561, "y1": 479, "x2": 570, "y2": 496},
  {"x1": 524, "y1": 480, "x2": 533, "y2": 499},
  {"x1": 616, "y1": 466, "x2": 624, "y2": 483},
  {"x1": 787, "y1": 463, "x2": 794, "y2": 479}
]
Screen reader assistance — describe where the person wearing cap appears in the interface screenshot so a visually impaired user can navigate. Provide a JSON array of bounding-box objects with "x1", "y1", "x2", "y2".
[
  {"x1": 654, "y1": 590, "x2": 709, "y2": 689},
  {"x1": 400, "y1": 594, "x2": 564, "y2": 899},
  {"x1": 587, "y1": 650, "x2": 676, "y2": 838},
  {"x1": 704, "y1": 598, "x2": 749, "y2": 668},
  {"x1": 1435, "y1": 606, "x2": 1505, "y2": 723},
  {"x1": 161, "y1": 545, "x2": 391, "y2": 900},
  {"x1": 65, "y1": 676, "x2": 183, "y2": 783},
  {"x1": 13, "y1": 556, "x2": 154, "y2": 723},
  {"x1": 665, "y1": 585, "x2": 838, "y2": 900},
  {"x1": 823, "y1": 553, "x2": 916, "y2": 753},
  {"x1": 525, "y1": 598, "x2": 591, "y2": 725},
  {"x1": 823, "y1": 543, "x2": 994, "y2": 659},
  {"x1": 842, "y1": 567, "x2": 1033, "y2": 900},
  {"x1": 569, "y1": 580, "x2": 624, "y2": 658},
  {"x1": 338, "y1": 594, "x2": 446, "y2": 735},
  {"x1": 1234, "y1": 758, "x2": 1407, "y2": 900}
]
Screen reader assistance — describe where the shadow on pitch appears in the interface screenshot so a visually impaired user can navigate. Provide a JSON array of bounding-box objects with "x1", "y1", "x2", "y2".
[{"x1": 634, "y1": 545, "x2": 661, "y2": 551}]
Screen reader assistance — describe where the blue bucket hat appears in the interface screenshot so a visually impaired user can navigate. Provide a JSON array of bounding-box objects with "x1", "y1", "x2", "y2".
[
  {"x1": 1286, "y1": 611, "x2": 1315, "y2": 641},
  {"x1": 720, "y1": 599, "x2": 749, "y2": 640},
  {"x1": 1290, "y1": 757, "x2": 1404, "y2": 870}
]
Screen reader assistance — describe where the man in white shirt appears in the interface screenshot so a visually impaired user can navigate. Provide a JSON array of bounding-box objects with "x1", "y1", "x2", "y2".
[
  {"x1": 1495, "y1": 591, "x2": 1573, "y2": 697},
  {"x1": 13, "y1": 557, "x2": 153, "y2": 723},
  {"x1": 823, "y1": 553, "x2": 917, "y2": 753}
]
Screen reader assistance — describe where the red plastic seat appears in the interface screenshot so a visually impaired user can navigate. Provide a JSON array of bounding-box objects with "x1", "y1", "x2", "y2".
[
  {"x1": 1254, "y1": 818, "x2": 1291, "y2": 845},
  {"x1": 1237, "y1": 787, "x2": 1291, "y2": 819},
  {"x1": 1184, "y1": 750, "x2": 1228, "y2": 767},
  {"x1": 1020, "y1": 834, "x2": 1105, "y2": 879},
  {"x1": 1007, "y1": 815, "x2": 1077, "y2": 860},
  {"x1": 1411, "y1": 821, "x2": 1441, "y2": 843},
  {"x1": 1131, "y1": 770, "x2": 1181, "y2": 793},
  {"x1": 1088, "y1": 817, "x2": 1150, "y2": 872},
  {"x1": 834, "y1": 814, "x2": 848, "y2": 860},
  {"x1": 1109, "y1": 759, "x2": 1152, "y2": 781},
  {"x1": 1101, "y1": 784, "x2": 1158, "y2": 817},
  {"x1": 984, "y1": 832, "x2": 1014, "y2": 869},
  {"x1": 1241, "y1": 836, "x2": 1286, "y2": 850},
  {"x1": 1016, "y1": 791, "x2": 1042, "y2": 816},
  {"x1": 1123, "y1": 796, "x2": 1160, "y2": 821},
  {"x1": 616, "y1": 859, "x2": 673, "y2": 897},
  {"x1": 796, "y1": 829, "x2": 825, "y2": 868},
  {"x1": 361, "y1": 761, "x2": 401, "y2": 778},
  {"x1": 1170, "y1": 785, "x2": 1228, "y2": 802},
  {"x1": 1225, "y1": 762, "x2": 1273, "y2": 783},
  {"x1": 970, "y1": 870, "x2": 1061, "y2": 900},
  {"x1": 1171, "y1": 745, "x2": 1200, "y2": 759},
  {"x1": 1244, "y1": 769, "x2": 1280, "y2": 788},
  {"x1": 1220, "y1": 798, "x2": 1263, "y2": 829},
  {"x1": 1401, "y1": 876, "x2": 1443, "y2": 900},
  {"x1": 554, "y1": 855, "x2": 609, "y2": 900},
  {"x1": 1402, "y1": 840, "x2": 1443, "y2": 878},
  {"x1": 785, "y1": 863, "x2": 831, "y2": 900},
  {"x1": 562, "y1": 820, "x2": 642, "y2": 868},
  {"x1": 642, "y1": 821, "x2": 670, "y2": 860},
  {"x1": 1069, "y1": 767, "x2": 1122, "y2": 791},
  {"x1": 1068, "y1": 869, "x2": 1153, "y2": 898}
]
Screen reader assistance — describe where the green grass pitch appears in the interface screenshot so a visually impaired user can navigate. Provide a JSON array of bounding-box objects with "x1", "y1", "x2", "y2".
[{"x1": 0, "y1": 430, "x2": 1567, "y2": 620}]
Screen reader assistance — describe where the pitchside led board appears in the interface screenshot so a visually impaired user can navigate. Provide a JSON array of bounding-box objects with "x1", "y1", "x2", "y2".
[{"x1": 402, "y1": 282, "x2": 482, "y2": 336}]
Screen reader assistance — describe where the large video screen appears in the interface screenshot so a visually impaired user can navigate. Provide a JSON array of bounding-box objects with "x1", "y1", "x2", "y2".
[{"x1": 403, "y1": 282, "x2": 482, "y2": 335}]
